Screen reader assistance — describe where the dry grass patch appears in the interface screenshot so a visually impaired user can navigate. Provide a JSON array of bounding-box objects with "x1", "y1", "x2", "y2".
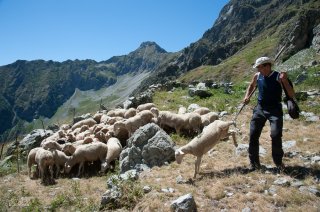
[{"x1": 0, "y1": 107, "x2": 319, "y2": 211}]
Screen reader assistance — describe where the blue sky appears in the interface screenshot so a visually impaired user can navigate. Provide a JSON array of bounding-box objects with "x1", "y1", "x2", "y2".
[{"x1": 0, "y1": 0, "x2": 229, "y2": 66}]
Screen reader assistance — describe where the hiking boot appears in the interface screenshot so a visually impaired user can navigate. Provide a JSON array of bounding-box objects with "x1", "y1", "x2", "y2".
[
  {"x1": 249, "y1": 163, "x2": 261, "y2": 171},
  {"x1": 275, "y1": 163, "x2": 285, "y2": 174}
]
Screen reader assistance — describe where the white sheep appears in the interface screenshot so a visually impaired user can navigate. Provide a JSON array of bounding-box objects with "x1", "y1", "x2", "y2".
[
  {"x1": 94, "y1": 131, "x2": 112, "y2": 143},
  {"x1": 64, "y1": 142, "x2": 108, "y2": 177},
  {"x1": 114, "y1": 110, "x2": 155, "y2": 137},
  {"x1": 124, "y1": 108, "x2": 137, "y2": 118},
  {"x1": 200, "y1": 112, "x2": 219, "y2": 127},
  {"x1": 183, "y1": 112, "x2": 202, "y2": 134},
  {"x1": 35, "y1": 148, "x2": 55, "y2": 183},
  {"x1": 93, "y1": 112, "x2": 104, "y2": 123},
  {"x1": 62, "y1": 143, "x2": 77, "y2": 156},
  {"x1": 150, "y1": 107, "x2": 159, "y2": 118},
  {"x1": 50, "y1": 149, "x2": 70, "y2": 178},
  {"x1": 27, "y1": 147, "x2": 42, "y2": 178},
  {"x1": 75, "y1": 129, "x2": 92, "y2": 141},
  {"x1": 42, "y1": 140, "x2": 64, "y2": 151},
  {"x1": 193, "y1": 107, "x2": 210, "y2": 115},
  {"x1": 40, "y1": 131, "x2": 61, "y2": 147},
  {"x1": 157, "y1": 111, "x2": 184, "y2": 134},
  {"x1": 71, "y1": 118, "x2": 97, "y2": 131},
  {"x1": 158, "y1": 111, "x2": 201, "y2": 135},
  {"x1": 106, "y1": 108, "x2": 126, "y2": 117},
  {"x1": 101, "y1": 137, "x2": 122, "y2": 172},
  {"x1": 101, "y1": 114, "x2": 123, "y2": 125},
  {"x1": 175, "y1": 120, "x2": 238, "y2": 178},
  {"x1": 136, "y1": 103, "x2": 156, "y2": 112},
  {"x1": 60, "y1": 124, "x2": 71, "y2": 131}
]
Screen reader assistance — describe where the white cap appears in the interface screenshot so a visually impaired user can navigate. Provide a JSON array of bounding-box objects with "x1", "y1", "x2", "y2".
[{"x1": 252, "y1": 57, "x2": 273, "y2": 69}]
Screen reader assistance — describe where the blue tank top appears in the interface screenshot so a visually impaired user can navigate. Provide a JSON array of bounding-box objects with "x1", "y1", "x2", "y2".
[{"x1": 257, "y1": 71, "x2": 282, "y2": 107}]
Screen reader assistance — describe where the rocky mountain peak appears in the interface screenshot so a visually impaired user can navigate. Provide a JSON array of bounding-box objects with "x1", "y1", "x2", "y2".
[{"x1": 136, "y1": 41, "x2": 167, "y2": 54}]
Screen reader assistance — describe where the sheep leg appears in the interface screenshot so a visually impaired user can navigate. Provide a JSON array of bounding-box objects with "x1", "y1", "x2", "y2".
[
  {"x1": 194, "y1": 156, "x2": 202, "y2": 178},
  {"x1": 49, "y1": 165, "x2": 54, "y2": 182},
  {"x1": 39, "y1": 165, "x2": 44, "y2": 183},
  {"x1": 228, "y1": 130, "x2": 238, "y2": 147},
  {"x1": 176, "y1": 127, "x2": 181, "y2": 135},
  {"x1": 55, "y1": 164, "x2": 60, "y2": 178},
  {"x1": 77, "y1": 162, "x2": 84, "y2": 177},
  {"x1": 28, "y1": 166, "x2": 32, "y2": 178}
]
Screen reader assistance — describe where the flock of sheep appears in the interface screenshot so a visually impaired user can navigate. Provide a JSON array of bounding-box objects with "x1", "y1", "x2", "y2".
[{"x1": 27, "y1": 102, "x2": 238, "y2": 184}]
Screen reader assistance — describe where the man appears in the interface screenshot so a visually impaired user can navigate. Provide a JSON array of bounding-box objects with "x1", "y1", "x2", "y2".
[{"x1": 243, "y1": 56, "x2": 295, "y2": 171}]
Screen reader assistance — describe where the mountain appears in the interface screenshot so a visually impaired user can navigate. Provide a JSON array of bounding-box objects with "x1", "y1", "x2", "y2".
[
  {"x1": 1, "y1": 0, "x2": 319, "y2": 138},
  {"x1": 0, "y1": 42, "x2": 175, "y2": 135},
  {"x1": 133, "y1": 0, "x2": 320, "y2": 93}
]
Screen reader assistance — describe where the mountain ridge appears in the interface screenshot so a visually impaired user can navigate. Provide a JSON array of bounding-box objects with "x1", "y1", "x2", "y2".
[
  {"x1": 0, "y1": 41, "x2": 174, "y2": 136},
  {"x1": 1, "y1": 0, "x2": 319, "y2": 139}
]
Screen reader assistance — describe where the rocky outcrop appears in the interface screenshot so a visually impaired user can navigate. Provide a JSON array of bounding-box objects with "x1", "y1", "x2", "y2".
[
  {"x1": 312, "y1": 24, "x2": 320, "y2": 53},
  {"x1": 119, "y1": 123, "x2": 176, "y2": 173},
  {"x1": 280, "y1": 10, "x2": 320, "y2": 60}
]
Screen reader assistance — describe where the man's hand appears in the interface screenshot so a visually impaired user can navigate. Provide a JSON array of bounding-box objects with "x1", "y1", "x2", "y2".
[
  {"x1": 279, "y1": 71, "x2": 288, "y2": 82},
  {"x1": 243, "y1": 97, "x2": 250, "y2": 105}
]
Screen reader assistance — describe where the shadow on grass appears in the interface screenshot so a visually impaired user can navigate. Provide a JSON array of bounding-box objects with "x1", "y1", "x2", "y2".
[{"x1": 197, "y1": 165, "x2": 320, "y2": 181}]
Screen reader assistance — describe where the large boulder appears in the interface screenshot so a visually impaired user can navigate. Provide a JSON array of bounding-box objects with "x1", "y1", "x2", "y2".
[
  {"x1": 119, "y1": 123, "x2": 176, "y2": 173},
  {"x1": 6, "y1": 129, "x2": 53, "y2": 157}
]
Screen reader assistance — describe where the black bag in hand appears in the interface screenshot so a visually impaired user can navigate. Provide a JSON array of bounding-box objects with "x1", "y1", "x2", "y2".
[
  {"x1": 286, "y1": 98, "x2": 300, "y2": 119},
  {"x1": 282, "y1": 79, "x2": 300, "y2": 119}
]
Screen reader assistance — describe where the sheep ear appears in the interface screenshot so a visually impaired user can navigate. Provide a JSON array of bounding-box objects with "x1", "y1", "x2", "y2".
[{"x1": 178, "y1": 149, "x2": 185, "y2": 155}]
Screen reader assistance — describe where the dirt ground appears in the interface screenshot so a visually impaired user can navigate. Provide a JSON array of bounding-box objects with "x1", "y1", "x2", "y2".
[{"x1": 0, "y1": 109, "x2": 319, "y2": 211}]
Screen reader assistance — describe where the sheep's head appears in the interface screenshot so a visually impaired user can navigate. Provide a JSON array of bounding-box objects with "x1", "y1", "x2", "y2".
[
  {"x1": 42, "y1": 141, "x2": 57, "y2": 150},
  {"x1": 175, "y1": 149, "x2": 185, "y2": 164},
  {"x1": 62, "y1": 144, "x2": 76, "y2": 155},
  {"x1": 150, "y1": 107, "x2": 159, "y2": 117}
]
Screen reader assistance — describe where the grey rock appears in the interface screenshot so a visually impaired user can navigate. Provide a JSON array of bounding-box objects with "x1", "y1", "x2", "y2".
[
  {"x1": 187, "y1": 104, "x2": 200, "y2": 112},
  {"x1": 273, "y1": 177, "x2": 291, "y2": 186},
  {"x1": 119, "y1": 169, "x2": 139, "y2": 181},
  {"x1": 299, "y1": 186, "x2": 320, "y2": 196},
  {"x1": 119, "y1": 123, "x2": 175, "y2": 173},
  {"x1": 219, "y1": 111, "x2": 228, "y2": 117},
  {"x1": 171, "y1": 193, "x2": 197, "y2": 212},
  {"x1": 123, "y1": 98, "x2": 134, "y2": 109},
  {"x1": 100, "y1": 187, "x2": 122, "y2": 208},
  {"x1": 188, "y1": 87, "x2": 212, "y2": 98},
  {"x1": 143, "y1": 185, "x2": 152, "y2": 193},
  {"x1": 6, "y1": 129, "x2": 53, "y2": 156},
  {"x1": 282, "y1": 140, "x2": 296, "y2": 150},
  {"x1": 311, "y1": 156, "x2": 320, "y2": 164},
  {"x1": 306, "y1": 116, "x2": 319, "y2": 122},
  {"x1": 176, "y1": 175, "x2": 187, "y2": 184},
  {"x1": 291, "y1": 180, "x2": 304, "y2": 187},
  {"x1": 106, "y1": 175, "x2": 120, "y2": 189},
  {"x1": 161, "y1": 187, "x2": 175, "y2": 193},
  {"x1": 235, "y1": 144, "x2": 266, "y2": 157},
  {"x1": 268, "y1": 185, "x2": 278, "y2": 195},
  {"x1": 235, "y1": 144, "x2": 249, "y2": 156},
  {"x1": 242, "y1": 207, "x2": 251, "y2": 212}
]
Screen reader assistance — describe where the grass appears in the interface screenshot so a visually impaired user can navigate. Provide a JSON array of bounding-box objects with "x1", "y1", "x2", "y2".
[
  {"x1": 179, "y1": 29, "x2": 280, "y2": 84},
  {"x1": 1, "y1": 60, "x2": 319, "y2": 210},
  {"x1": 1, "y1": 27, "x2": 320, "y2": 211}
]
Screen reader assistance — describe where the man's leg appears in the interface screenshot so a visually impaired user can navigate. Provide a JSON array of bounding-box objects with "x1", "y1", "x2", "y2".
[
  {"x1": 249, "y1": 106, "x2": 266, "y2": 168},
  {"x1": 269, "y1": 111, "x2": 284, "y2": 167}
]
